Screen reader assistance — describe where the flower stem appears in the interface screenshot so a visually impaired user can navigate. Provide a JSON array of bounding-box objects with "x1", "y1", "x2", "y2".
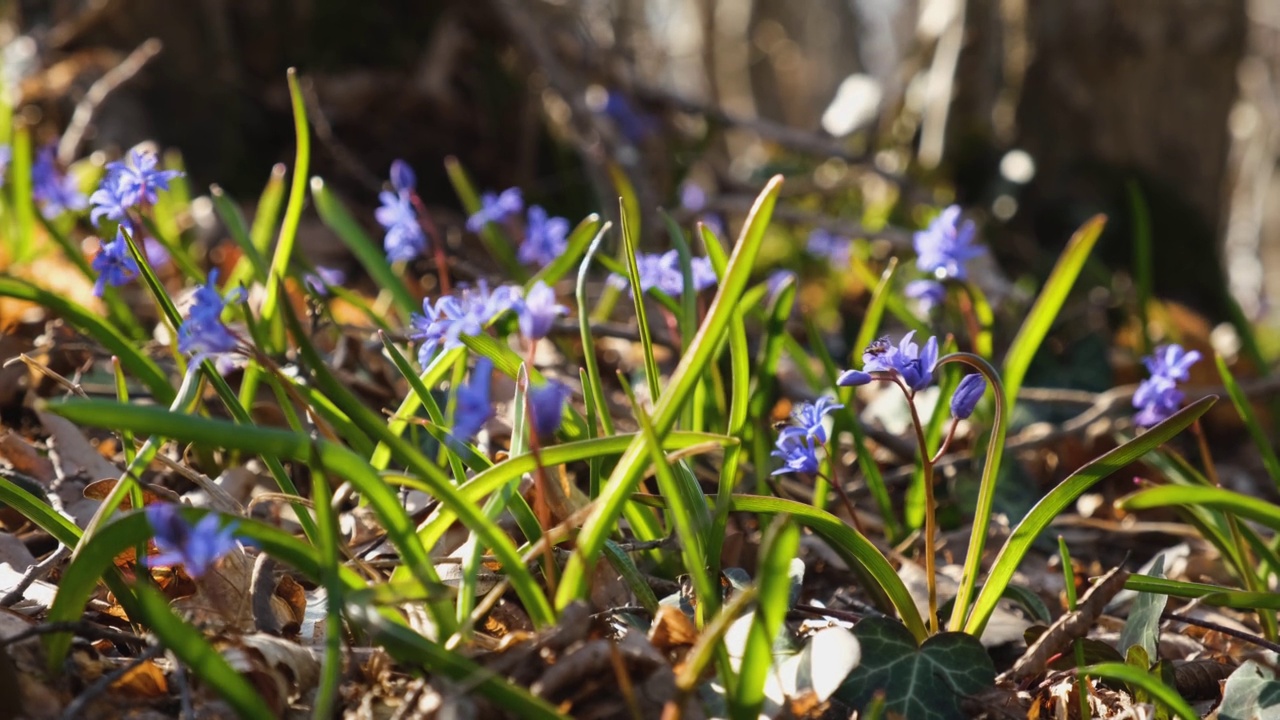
[{"x1": 894, "y1": 376, "x2": 940, "y2": 635}]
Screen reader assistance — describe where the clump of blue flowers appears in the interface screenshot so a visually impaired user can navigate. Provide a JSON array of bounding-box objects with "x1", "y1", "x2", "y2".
[
  {"x1": 89, "y1": 148, "x2": 182, "y2": 226},
  {"x1": 145, "y1": 503, "x2": 243, "y2": 578},
  {"x1": 410, "y1": 280, "x2": 520, "y2": 365},
  {"x1": 771, "y1": 395, "x2": 843, "y2": 476},
  {"x1": 90, "y1": 229, "x2": 139, "y2": 297},
  {"x1": 1133, "y1": 343, "x2": 1201, "y2": 427},
  {"x1": 608, "y1": 250, "x2": 716, "y2": 297},
  {"x1": 177, "y1": 271, "x2": 243, "y2": 356},
  {"x1": 376, "y1": 160, "x2": 429, "y2": 262},
  {"x1": 905, "y1": 205, "x2": 983, "y2": 310},
  {"x1": 838, "y1": 332, "x2": 940, "y2": 393},
  {"x1": 518, "y1": 206, "x2": 570, "y2": 266},
  {"x1": 466, "y1": 187, "x2": 523, "y2": 232},
  {"x1": 33, "y1": 146, "x2": 87, "y2": 219}
]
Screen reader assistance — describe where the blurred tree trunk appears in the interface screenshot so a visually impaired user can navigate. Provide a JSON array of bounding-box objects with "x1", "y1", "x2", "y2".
[{"x1": 951, "y1": 0, "x2": 1248, "y2": 317}]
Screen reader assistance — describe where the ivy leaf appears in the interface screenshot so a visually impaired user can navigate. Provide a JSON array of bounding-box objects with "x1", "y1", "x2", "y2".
[
  {"x1": 1219, "y1": 661, "x2": 1280, "y2": 720},
  {"x1": 838, "y1": 617, "x2": 995, "y2": 720}
]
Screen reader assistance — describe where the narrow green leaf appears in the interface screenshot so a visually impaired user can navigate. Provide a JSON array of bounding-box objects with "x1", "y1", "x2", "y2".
[
  {"x1": 1215, "y1": 352, "x2": 1280, "y2": 490},
  {"x1": 732, "y1": 516, "x2": 799, "y2": 719},
  {"x1": 260, "y1": 69, "x2": 311, "y2": 351}
]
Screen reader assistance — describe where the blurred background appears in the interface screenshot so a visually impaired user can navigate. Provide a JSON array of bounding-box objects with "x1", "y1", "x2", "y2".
[{"x1": 4, "y1": 0, "x2": 1280, "y2": 334}]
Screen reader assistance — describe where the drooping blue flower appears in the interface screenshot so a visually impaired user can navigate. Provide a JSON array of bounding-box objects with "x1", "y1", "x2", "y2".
[
  {"x1": 771, "y1": 426, "x2": 820, "y2": 476},
  {"x1": 515, "y1": 281, "x2": 569, "y2": 341},
  {"x1": 145, "y1": 503, "x2": 243, "y2": 578},
  {"x1": 466, "y1": 188, "x2": 523, "y2": 232},
  {"x1": 950, "y1": 373, "x2": 987, "y2": 419},
  {"x1": 409, "y1": 280, "x2": 519, "y2": 365},
  {"x1": 303, "y1": 266, "x2": 346, "y2": 296},
  {"x1": 914, "y1": 205, "x2": 983, "y2": 280},
  {"x1": 1133, "y1": 343, "x2": 1201, "y2": 427},
  {"x1": 528, "y1": 380, "x2": 571, "y2": 437},
  {"x1": 837, "y1": 332, "x2": 940, "y2": 393},
  {"x1": 91, "y1": 229, "x2": 139, "y2": 297},
  {"x1": 177, "y1": 271, "x2": 243, "y2": 355},
  {"x1": 518, "y1": 205, "x2": 570, "y2": 266},
  {"x1": 807, "y1": 228, "x2": 852, "y2": 266},
  {"x1": 102, "y1": 148, "x2": 182, "y2": 210},
  {"x1": 33, "y1": 147, "x2": 87, "y2": 219},
  {"x1": 791, "y1": 395, "x2": 843, "y2": 444},
  {"x1": 452, "y1": 357, "x2": 494, "y2": 440},
  {"x1": 390, "y1": 159, "x2": 416, "y2": 194},
  {"x1": 376, "y1": 189, "x2": 427, "y2": 262}
]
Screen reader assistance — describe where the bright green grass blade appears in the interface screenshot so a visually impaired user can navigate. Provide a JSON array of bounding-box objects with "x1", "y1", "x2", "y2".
[
  {"x1": 1125, "y1": 574, "x2": 1280, "y2": 610},
  {"x1": 0, "y1": 277, "x2": 174, "y2": 404},
  {"x1": 308, "y1": 465, "x2": 343, "y2": 720},
  {"x1": 1119, "y1": 484, "x2": 1280, "y2": 532},
  {"x1": 10, "y1": 124, "x2": 35, "y2": 262},
  {"x1": 461, "y1": 333, "x2": 587, "y2": 441},
  {"x1": 707, "y1": 294, "x2": 750, "y2": 581},
  {"x1": 260, "y1": 69, "x2": 311, "y2": 351},
  {"x1": 529, "y1": 214, "x2": 601, "y2": 287},
  {"x1": 554, "y1": 176, "x2": 785, "y2": 611},
  {"x1": 380, "y1": 334, "x2": 467, "y2": 483},
  {"x1": 310, "y1": 177, "x2": 417, "y2": 319},
  {"x1": 663, "y1": 210, "x2": 699, "y2": 353},
  {"x1": 119, "y1": 225, "x2": 183, "y2": 342},
  {"x1": 111, "y1": 357, "x2": 136, "y2": 466},
  {"x1": 727, "y1": 494, "x2": 925, "y2": 640},
  {"x1": 140, "y1": 215, "x2": 204, "y2": 283},
  {"x1": 732, "y1": 516, "x2": 799, "y2": 720},
  {"x1": 250, "y1": 163, "x2": 289, "y2": 257},
  {"x1": 849, "y1": 255, "x2": 928, "y2": 336},
  {"x1": 602, "y1": 540, "x2": 660, "y2": 614},
  {"x1": 134, "y1": 585, "x2": 275, "y2": 717},
  {"x1": 1080, "y1": 663, "x2": 1196, "y2": 720},
  {"x1": 211, "y1": 184, "x2": 270, "y2": 283},
  {"x1": 1001, "y1": 215, "x2": 1106, "y2": 407},
  {"x1": 1214, "y1": 352, "x2": 1280, "y2": 489},
  {"x1": 963, "y1": 395, "x2": 1213, "y2": 636},
  {"x1": 576, "y1": 222, "x2": 617, "y2": 438},
  {"x1": 371, "y1": 346, "x2": 463, "y2": 471},
  {"x1": 443, "y1": 156, "x2": 525, "y2": 279},
  {"x1": 619, "y1": 198, "x2": 662, "y2": 402}
]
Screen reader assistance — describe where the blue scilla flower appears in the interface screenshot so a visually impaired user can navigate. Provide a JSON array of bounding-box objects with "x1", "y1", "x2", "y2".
[
  {"x1": 0, "y1": 145, "x2": 10, "y2": 187},
  {"x1": 88, "y1": 173, "x2": 131, "y2": 225},
  {"x1": 410, "y1": 280, "x2": 519, "y2": 365},
  {"x1": 791, "y1": 395, "x2": 843, "y2": 444},
  {"x1": 178, "y1": 271, "x2": 243, "y2": 355},
  {"x1": 145, "y1": 503, "x2": 242, "y2": 578},
  {"x1": 905, "y1": 279, "x2": 946, "y2": 311},
  {"x1": 390, "y1": 159, "x2": 416, "y2": 194},
  {"x1": 528, "y1": 380, "x2": 571, "y2": 437},
  {"x1": 914, "y1": 205, "x2": 982, "y2": 280},
  {"x1": 771, "y1": 426, "x2": 820, "y2": 476},
  {"x1": 1133, "y1": 343, "x2": 1201, "y2": 427},
  {"x1": 516, "y1": 281, "x2": 568, "y2": 342},
  {"x1": 807, "y1": 228, "x2": 852, "y2": 266},
  {"x1": 91, "y1": 229, "x2": 139, "y2": 297},
  {"x1": 837, "y1": 332, "x2": 939, "y2": 393},
  {"x1": 950, "y1": 373, "x2": 987, "y2": 419},
  {"x1": 466, "y1": 188, "x2": 523, "y2": 232},
  {"x1": 303, "y1": 266, "x2": 346, "y2": 296},
  {"x1": 608, "y1": 250, "x2": 716, "y2": 297},
  {"x1": 452, "y1": 357, "x2": 494, "y2": 441},
  {"x1": 518, "y1": 205, "x2": 570, "y2": 266},
  {"x1": 104, "y1": 148, "x2": 182, "y2": 209},
  {"x1": 376, "y1": 189, "x2": 427, "y2": 262},
  {"x1": 33, "y1": 146, "x2": 87, "y2": 219}
]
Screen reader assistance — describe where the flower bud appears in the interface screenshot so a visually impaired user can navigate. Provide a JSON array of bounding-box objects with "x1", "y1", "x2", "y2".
[{"x1": 950, "y1": 373, "x2": 986, "y2": 419}]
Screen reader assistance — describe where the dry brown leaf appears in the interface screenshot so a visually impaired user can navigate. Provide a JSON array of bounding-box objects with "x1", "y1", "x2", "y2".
[
  {"x1": 34, "y1": 409, "x2": 120, "y2": 481},
  {"x1": 82, "y1": 478, "x2": 181, "y2": 508},
  {"x1": 0, "y1": 432, "x2": 54, "y2": 483},
  {"x1": 170, "y1": 548, "x2": 255, "y2": 633},
  {"x1": 649, "y1": 604, "x2": 698, "y2": 652},
  {"x1": 111, "y1": 659, "x2": 168, "y2": 697},
  {"x1": 218, "y1": 633, "x2": 321, "y2": 717}
]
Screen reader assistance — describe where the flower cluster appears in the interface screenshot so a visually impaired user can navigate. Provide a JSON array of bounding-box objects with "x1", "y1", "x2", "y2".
[
  {"x1": 1133, "y1": 343, "x2": 1200, "y2": 427},
  {"x1": 771, "y1": 395, "x2": 842, "y2": 476},
  {"x1": 466, "y1": 187, "x2": 523, "y2": 232},
  {"x1": 608, "y1": 250, "x2": 716, "y2": 297},
  {"x1": 518, "y1": 206, "x2": 570, "y2": 266},
  {"x1": 838, "y1": 332, "x2": 939, "y2": 393},
  {"x1": 515, "y1": 281, "x2": 568, "y2": 341},
  {"x1": 33, "y1": 146, "x2": 87, "y2": 219},
  {"x1": 905, "y1": 206, "x2": 983, "y2": 310},
  {"x1": 410, "y1": 280, "x2": 519, "y2": 365},
  {"x1": 89, "y1": 148, "x2": 182, "y2": 226},
  {"x1": 177, "y1": 271, "x2": 243, "y2": 356},
  {"x1": 807, "y1": 228, "x2": 852, "y2": 267},
  {"x1": 90, "y1": 228, "x2": 139, "y2": 297},
  {"x1": 376, "y1": 160, "x2": 428, "y2": 262},
  {"x1": 146, "y1": 503, "x2": 243, "y2": 578}
]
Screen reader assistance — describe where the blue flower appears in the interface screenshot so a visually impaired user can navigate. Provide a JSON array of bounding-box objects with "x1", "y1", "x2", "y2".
[
  {"x1": 91, "y1": 229, "x2": 139, "y2": 297},
  {"x1": 838, "y1": 332, "x2": 939, "y2": 393},
  {"x1": 33, "y1": 147, "x2": 87, "y2": 219},
  {"x1": 88, "y1": 173, "x2": 131, "y2": 225},
  {"x1": 791, "y1": 395, "x2": 843, "y2": 444},
  {"x1": 528, "y1": 380, "x2": 571, "y2": 437},
  {"x1": 375, "y1": 190, "x2": 427, "y2": 262},
  {"x1": 905, "y1": 279, "x2": 946, "y2": 311},
  {"x1": 516, "y1": 281, "x2": 569, "y2": 341},
  {"x1": 600, "y1": 91, "x2": 657, "y2": 144},
  {"x1": 608, "y1": 250, "x2": 716, "y2": 297},
  {"x1": 452, "y1": 357, "x2": 494, "y2": 440},
  {"x1": 1133, "y1": 343, "x2": 1201, "y2": 427},
  {"x1": 390, "y1": 159, "x2": 416, "y2": 194},
  {"x1": 303, "y1": 266, "x2": 346, "y2": 296},
  {"x1": 0, "y1": 145, "x2": 10, "y2": 187},
  {"x1": 807, "y1": 228, "x2": 852, "y2": 266},
  {"x1": 466, "y1": 188, "x2": 523, "y2": 232},
  {"x1": 178, "y1": 271, "x2": 243, "y2": 355},
  {"x1": 914, "y1": 205, "x2": 982, "y2": 280},
  {"x1": 950, "y1": 373, "x2": 987, "y2": 419},
  {"x1": 103, "y1": 148, "x2": 182, "y2": 209},
  {"x1": 410, "y1": 280, "x2": 519, "y2": 365},
  {"x1": 518, "y1": 206, "x2": 570, "y2": 266},
  {"x1": 771, "y1": 426, "x2": 820, "y2": 476},
  {"x1": 145, "y1": 503, "x2": 242, "y2": 578}
]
